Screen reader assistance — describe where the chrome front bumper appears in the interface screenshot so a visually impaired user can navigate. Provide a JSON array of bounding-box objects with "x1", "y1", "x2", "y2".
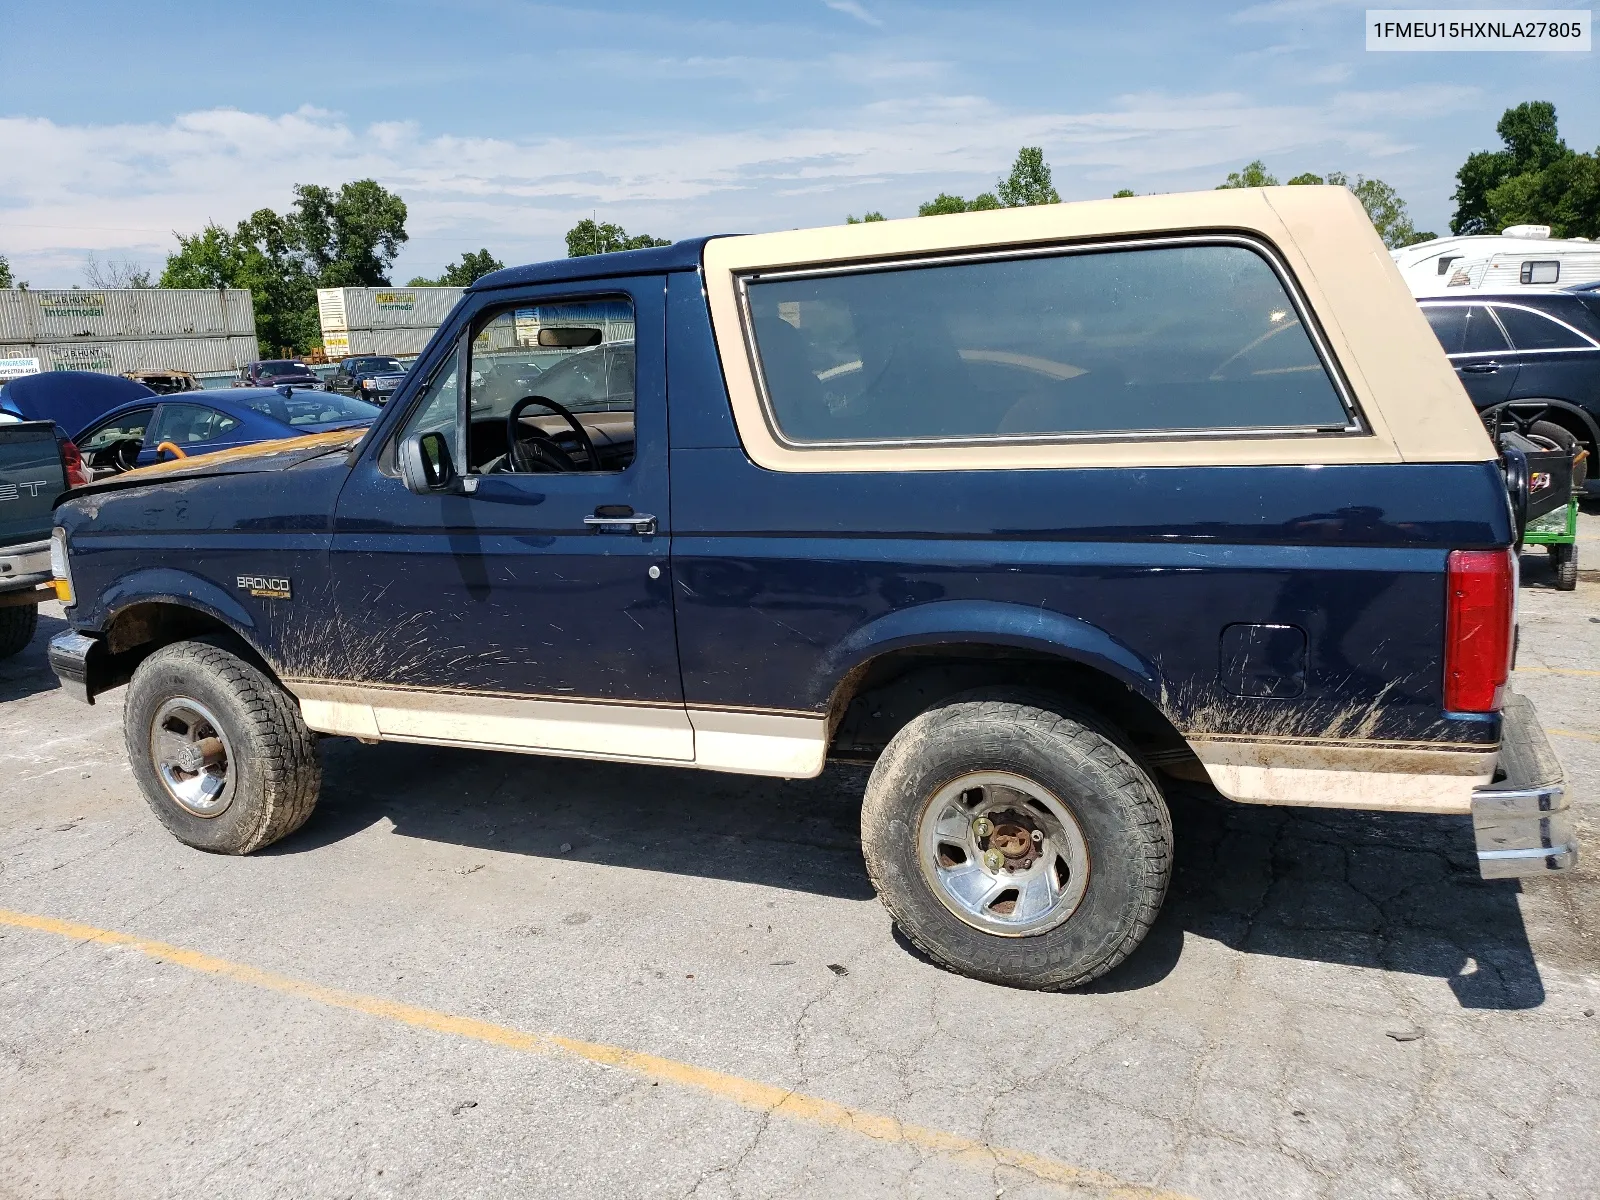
[{"x1": 1473, "y1": 694, "x2": 1577, "y2": 879}]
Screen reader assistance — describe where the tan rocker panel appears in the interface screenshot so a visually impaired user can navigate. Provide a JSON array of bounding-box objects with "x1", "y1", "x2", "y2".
[
  {"x1": 289, "y1": 681, "x2": 829, "y2": 778},
  {"x1": 701, "y1": 186, "x2": 1495, "y2": 473}
]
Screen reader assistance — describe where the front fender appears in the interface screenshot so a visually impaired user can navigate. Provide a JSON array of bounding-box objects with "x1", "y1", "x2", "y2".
[
  {"x1": 93, "y1": 567, "x2": 262, "y2": 647},
  {"x1": 808, "y1": 599, "x2": 1161, "y2": 710}
]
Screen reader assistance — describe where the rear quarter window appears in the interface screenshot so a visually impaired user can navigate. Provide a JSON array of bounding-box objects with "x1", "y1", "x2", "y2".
[
  {"x1": 1493, "y1": 306, "x2": 1595, "y2": 351},
  {"x1": 743, "y1": 241, "x2": 1354, "y2": 445}
]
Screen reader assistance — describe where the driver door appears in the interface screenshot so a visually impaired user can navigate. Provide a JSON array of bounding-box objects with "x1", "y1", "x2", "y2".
[{"x1": 322, "y1": 277, "x2": 689, "y2": 761}]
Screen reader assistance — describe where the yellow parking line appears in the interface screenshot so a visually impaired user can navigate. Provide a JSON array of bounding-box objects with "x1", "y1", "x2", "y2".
[
  {"x1": 1548, "y1": 728, "x2": 1600, "y2": 743},
  {"x1": 0, "y1": 907, "x2": 1187, "y2": 1199},
  {"x1": 1515, "y1": 666, "x2": 1600, "y2": 678}
]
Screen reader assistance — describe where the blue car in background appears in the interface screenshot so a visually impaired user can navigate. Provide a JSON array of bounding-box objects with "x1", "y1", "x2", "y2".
[
  {"x1": 0, "y1": 371, "x2": 379, "y2": 478},
  {"x1": 73, "y1": 387, "x2": 380, "y2": 476}
]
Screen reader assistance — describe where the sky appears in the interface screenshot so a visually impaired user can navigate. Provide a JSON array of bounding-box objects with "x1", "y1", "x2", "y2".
[{"x1": 0, "y1": 0, "x2": 1594, "y2": 286}]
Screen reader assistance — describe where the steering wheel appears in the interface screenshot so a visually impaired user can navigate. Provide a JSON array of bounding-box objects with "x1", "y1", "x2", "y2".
[
  {"x1": 112, "y1": 438, "x2": 142, "y2": 473},
  {"x1": 500, "y1": 396, "x2": 600, "y2": 474}
]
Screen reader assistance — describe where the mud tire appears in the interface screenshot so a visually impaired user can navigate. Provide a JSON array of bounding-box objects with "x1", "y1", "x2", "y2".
[
  {"x1": 0, "y1": 603, "x2": 38, "y2": 661},
  {"x1": 860, "y1": 688, "x2": 1172, "y2": 991},
  {"x1": 125, "y1": 637, "x2": 321, "y2": 854}
]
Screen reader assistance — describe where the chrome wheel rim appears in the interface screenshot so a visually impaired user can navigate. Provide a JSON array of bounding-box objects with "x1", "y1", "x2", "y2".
[
  {"x1": 150, "y1": 697, "x2": 235, "y2": 818},
  {"x1": 916, "y1": 771, "x2": 1090, "y2": 937}
]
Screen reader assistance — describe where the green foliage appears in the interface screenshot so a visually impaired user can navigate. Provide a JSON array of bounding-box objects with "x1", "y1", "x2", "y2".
[
  {"x1": 565, "y1": 219, "x2": 671, "y2": 257},
  {"x1": 1285, "y1": 172, "x2": 1324, "y2": 186},
  {"x1": 159, "y1": 179, "x2": 407, "y2": 354},
  {"x1": 846, "y1": 211, "x2": 888, "y2": 223},
  {"x1": 1217, "y1": 161, "x2": 1279, "y2": 189},
  {"x1": 408, "y1": 249, "x2": 505, "y2": 287},
  {"x1": 996, "y1": 147, "x2": 1059, "y2": 207},
  {"x1": 1450, "y1": 102, "x2": 1600, "y2": 238},
  {"x1": 0, "y1": 254, "x2": 13, "y2": 288},
  {"x1": 1111, "y1": 189, "x2": 1136, "y2": 199}
]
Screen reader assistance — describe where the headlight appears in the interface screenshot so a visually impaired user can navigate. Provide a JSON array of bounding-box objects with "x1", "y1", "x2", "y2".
[{"x1": 50, "y1": 527, "x2": 74, "y2": 605}]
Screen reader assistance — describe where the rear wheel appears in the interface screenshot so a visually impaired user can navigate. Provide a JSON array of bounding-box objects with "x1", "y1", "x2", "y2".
[
  {"x1": 124, "y1": 638, "x2": 321, "y2": 853},
  {"x1": 860, "y1": 688, "x2": 1172, "y2": 991},
  {"x1": 1551, "y1": 542, "x2": 1578, "y2": 591},
  {"x1": 0, "y1": 603, "x2": 38, "y2": 660}
]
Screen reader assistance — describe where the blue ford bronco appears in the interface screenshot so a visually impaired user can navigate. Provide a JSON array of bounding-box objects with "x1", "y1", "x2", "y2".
[{"x1": 47, "y1": 187, "x2": 1577, "y2": 990}]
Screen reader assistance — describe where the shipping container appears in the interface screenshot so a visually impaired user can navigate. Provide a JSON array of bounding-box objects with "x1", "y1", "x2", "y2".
[
  {"x1": 0, "y1": 336, "x2": 261, "y2": 379},
  {"x1": 323, "y1": 327, "x2": 444, "y2": 358},
  {"x1": 317, "y1": 287, "x2": 464, "y2": 333},
  {"x1": 0, "y1": 288, "x2": 256, "y2": 343}
]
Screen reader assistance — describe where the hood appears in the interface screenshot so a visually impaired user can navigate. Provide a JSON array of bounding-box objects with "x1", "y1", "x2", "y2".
[
  {"x1": 68, "y1": 428, "x2": 365, "y2": 499},
  {"x1": 0, "y1": 371, "x2": 157, "y2": 435}
]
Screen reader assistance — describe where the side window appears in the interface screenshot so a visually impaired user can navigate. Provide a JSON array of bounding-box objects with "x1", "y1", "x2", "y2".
[
  {"x1": 79, "y1": 407, "x2": 155, "y2": 452},
  {"x1": 1462, "y1": 306, "x2": 1510, "y2": 354},
  {"x1": 464, "y1": 296, "x2": 636, "y2": 473},
  {"x1": 1423, "y1": 306, "x2": 1468, "y2": 354},
  {"x1": 150, "y1": 404, "x2": 241, "y2": 446},
  {"x1": 1493, "y1": 306, "x2": 1593, "y2": 352},
  {"x1": 1519, "y1": 261, "x2": 1559, "y2": 285},
  {"x1": 398, "y1": 347, "x2": 462, "y2": 467},
  {"x1": 744, "y1": 242, "x2": 1353, "y2": 444}
]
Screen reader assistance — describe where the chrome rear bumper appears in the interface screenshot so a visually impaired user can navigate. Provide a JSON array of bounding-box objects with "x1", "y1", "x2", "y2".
[{"x1": 1473, "y1": 694, "x2": 1577, "y2": 878}]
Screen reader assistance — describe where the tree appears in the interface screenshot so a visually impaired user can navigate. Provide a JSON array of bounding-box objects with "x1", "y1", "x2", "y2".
[
  {"x1": 1450, "y1": 102, "x2": 1599, "y2": 238},
  {"x1": 0, "y1": 254, "x2": 15, "y2": 289},
  {"x1": 996, "y1": 147, "x2": 1059, "y2": 207},
  {"x1": 846, "y1": 211, "x2": 887, "y2": 223},
  {"x1": 84, "y1": 253, "x2": 153, "y2": 289},
  {"x1": 916, "y1": 193, "x2": 998, "y2": 216},
  {"x1": 408, "y1": 249, "x2": 505, "y2": 287},
  {"x1": 565, "y1": 219, "x2": 671, "y2": 257},
  {"x1": 1217, "y1": 160, "x2": 1279, "y2": 189},
  {"x1": 1111, "y1": 189, "x2": 1136, "y2": 198},
  {"x1": 288, "y1": 180, "x2": 409, "y2": 287}
]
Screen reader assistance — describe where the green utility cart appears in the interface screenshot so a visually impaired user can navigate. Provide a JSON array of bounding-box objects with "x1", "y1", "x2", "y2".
[{"x1": 1524, "y1": 498, "x2": 1578, "y2": 591}]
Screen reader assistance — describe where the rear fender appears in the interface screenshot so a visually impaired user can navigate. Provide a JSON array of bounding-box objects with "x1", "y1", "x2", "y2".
[{"x1": 811, "y1": 599, "x2": 1161, "y2": 710}]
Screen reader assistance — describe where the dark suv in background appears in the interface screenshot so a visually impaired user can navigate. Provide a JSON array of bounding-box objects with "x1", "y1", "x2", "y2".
[
  {"x1": 327, "y1": 356, "x2": 408, "y2": 405},
  {"x1": 234, "y1": 360, "x2": 324, "y2": 390},
  {"x1": 1420, "y1": 290, "x2": 1600, "y2": 492}
]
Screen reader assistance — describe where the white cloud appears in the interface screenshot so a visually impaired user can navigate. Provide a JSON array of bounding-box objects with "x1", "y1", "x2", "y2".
[
  {"x1": 821, "y1": 0, "x2": 884, "y2": 28},
  {"x1": 0, "y1": 84, "x2": 1479, "y2": 284}
]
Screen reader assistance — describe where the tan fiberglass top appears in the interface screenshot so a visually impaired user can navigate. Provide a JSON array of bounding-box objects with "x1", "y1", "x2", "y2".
[{"x1": 701, "y1": 185, "x2": 1496, "y2": 472}]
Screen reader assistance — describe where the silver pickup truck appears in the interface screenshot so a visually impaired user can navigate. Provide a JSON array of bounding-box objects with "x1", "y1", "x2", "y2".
[{"x1": 0, "y1": 416, "x2": 69, "y2": 658}]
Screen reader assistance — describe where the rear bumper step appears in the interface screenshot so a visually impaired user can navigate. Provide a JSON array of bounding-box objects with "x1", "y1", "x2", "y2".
[{"x1": 1473, "y1": 694, "x2": 1577, "y2": 879}]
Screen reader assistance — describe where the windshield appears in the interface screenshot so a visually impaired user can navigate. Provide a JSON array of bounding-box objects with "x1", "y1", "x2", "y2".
[
  {"x1": 258, "y1": 361, "x2": 312, "y2": 378},
  {"x1": 239, "y1": 391, "x2": 380, "y2": 426},
  {"x1": 350, "y1": 357, "x2": 403, "y2": 374}
]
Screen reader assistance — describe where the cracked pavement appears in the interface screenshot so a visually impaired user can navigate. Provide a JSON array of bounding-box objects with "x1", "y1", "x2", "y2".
[{"x1": 1, "y1": 511, "x2": 1598, "y2": 1199}]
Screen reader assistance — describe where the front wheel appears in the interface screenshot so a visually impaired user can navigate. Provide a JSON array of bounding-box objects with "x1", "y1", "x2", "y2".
[
  {"x1": 124, "y1": 638, "x2": 322, "y2": 853},
  {"x1": 860, "y1": 689, "x2": 1172, "y2": 991}
]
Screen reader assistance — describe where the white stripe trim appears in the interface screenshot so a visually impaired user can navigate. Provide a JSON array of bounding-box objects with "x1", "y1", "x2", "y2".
[
  {"x1": 1201, "y1": 762, "x2": 1486, "y2": 814},
  {"x1": 290, "y1": 683, "x2": 828, "y2": 778}
]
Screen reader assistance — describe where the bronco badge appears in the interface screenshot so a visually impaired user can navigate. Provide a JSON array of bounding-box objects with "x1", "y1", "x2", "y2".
[{"x1": 237, "y1": 574, "x2": 292, "y2": 600}]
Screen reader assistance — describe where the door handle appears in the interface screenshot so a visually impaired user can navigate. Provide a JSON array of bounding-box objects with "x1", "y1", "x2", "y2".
[
  {"x1": 584, "y1": 512, "x2": 657, "y2": 535},
  {"x1": 1460, "y1": 364, "x2": 1499, "y2": 374}
]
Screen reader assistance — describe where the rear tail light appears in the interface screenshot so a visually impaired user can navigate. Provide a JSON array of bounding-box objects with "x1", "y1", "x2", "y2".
[
  {"x1": 60, "y1": 438, "x2": 88, "y2": 489},
  {"x1": 1444, "y1": 549, "x2": 1515, "y2": 713}
]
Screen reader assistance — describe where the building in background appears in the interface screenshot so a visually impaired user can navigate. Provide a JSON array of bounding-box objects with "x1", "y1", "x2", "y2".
[
  {"x1": 0, "y1": 289, "x2": 259, "y2": 388},
  {"x1": 317, "y1": 287, "x2": 465, "y2": 360}
]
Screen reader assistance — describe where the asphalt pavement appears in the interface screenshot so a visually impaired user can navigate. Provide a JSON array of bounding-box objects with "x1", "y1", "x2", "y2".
[{"x1": 1, "y1": 513, "x2": 1597, "y2": 1200}]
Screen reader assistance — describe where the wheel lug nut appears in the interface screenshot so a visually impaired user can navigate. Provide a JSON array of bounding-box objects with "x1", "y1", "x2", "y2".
[
  {"x1": 1031, "y1": 829, "x2": 1043, "y2": 843},
  {"x1": 983, "y1": 849, "x2": 1005, "y2": 872},
  {"x1": 973, "y1": 817, "x2": 994, "y2": 838}
]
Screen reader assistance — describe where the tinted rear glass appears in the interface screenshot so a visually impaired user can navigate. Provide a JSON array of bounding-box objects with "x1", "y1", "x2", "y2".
[
  {"x1": 239, "y1": 392, "x2": 379, "y2": 426},
  {"x1": 1493, "y1": 306, "x2": 1592, "y2": 351},
  {"x1": 745, "y1": 243, "x2": 1350, "y2": 444}
]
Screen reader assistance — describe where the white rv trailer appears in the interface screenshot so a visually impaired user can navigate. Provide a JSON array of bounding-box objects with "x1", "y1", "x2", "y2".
[{"x1": 1392, "y1": 225, "x2": 1600, "y2": 297}]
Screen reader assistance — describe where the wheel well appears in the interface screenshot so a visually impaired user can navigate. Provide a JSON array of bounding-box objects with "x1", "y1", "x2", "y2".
[
  {"x1": 825, "y1": 644, "x2": 1193, "y2": 770},
  {"x1": 90, "y1": 603, "x2": 276, "y2": 699},
  {"x1": 1524, "y1": 402, "x2": 1598, "y2": 455}
]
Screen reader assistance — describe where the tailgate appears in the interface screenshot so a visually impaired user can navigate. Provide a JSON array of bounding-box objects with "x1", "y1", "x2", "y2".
[{"x1": 0, "y1": 421, "x2": 67, "y2": 547}]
